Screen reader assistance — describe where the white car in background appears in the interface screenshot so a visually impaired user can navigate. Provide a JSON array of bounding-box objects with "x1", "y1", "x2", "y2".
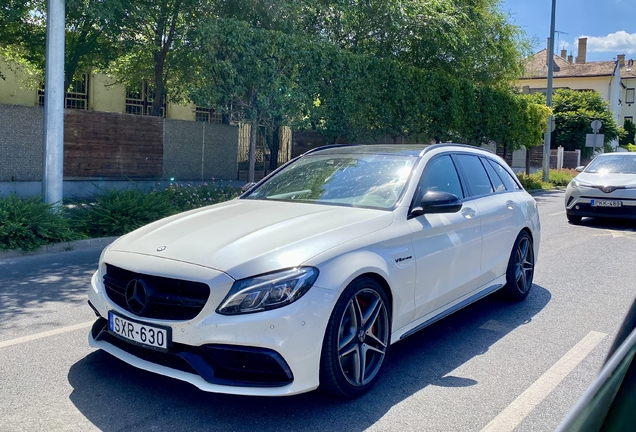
[
  {"x1": 565, "y1": 153, "x2": 636, "y2": 224},
  {"x1": 87, "y1": 143, "x2": 540, "y2": 397}
]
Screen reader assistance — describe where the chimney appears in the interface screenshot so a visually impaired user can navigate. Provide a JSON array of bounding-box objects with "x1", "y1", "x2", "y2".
[
  {"x1": 617, "y1": 54, "x2": 625, "y2": 66},
  {"x1": 561, "y1": 49, "x2": 567, "y2": 59},
  {"x1": 576, "y1": 38, "x2": 587, "y2": 64},
  {"x1": 568, "y1": 54, "x2": 573, "y2": 64}
]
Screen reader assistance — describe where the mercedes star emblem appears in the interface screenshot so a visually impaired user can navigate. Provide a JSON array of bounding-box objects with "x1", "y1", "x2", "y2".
[{"x1": 125, "y1": 279, "x2": 149, "y2": 314}]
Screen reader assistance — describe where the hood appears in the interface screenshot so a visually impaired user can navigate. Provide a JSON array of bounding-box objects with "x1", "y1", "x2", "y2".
[
  {"x1": 108, "y1": 199, "x2": 394, "y2": 279},
  {"x1": 576, "y1": 172, "x2": 636, "y2": 187}
]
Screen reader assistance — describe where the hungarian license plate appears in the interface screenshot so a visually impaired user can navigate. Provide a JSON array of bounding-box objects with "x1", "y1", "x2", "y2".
[
  {"x1": 108, "y1": 311, "x2": 170, "y2": 351},
  {"x1": 591, "y1": 199, "x2": 622, "y2": 208}
]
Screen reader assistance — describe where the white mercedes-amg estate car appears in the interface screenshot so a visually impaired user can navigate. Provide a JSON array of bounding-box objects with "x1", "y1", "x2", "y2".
[{"x1": 87, "y1": 144, "x2": 540, "y2": 397}]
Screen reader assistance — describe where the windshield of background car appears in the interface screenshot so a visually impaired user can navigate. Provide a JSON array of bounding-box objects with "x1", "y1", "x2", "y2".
[
  {"x1": 244, "y1": 153, "x2": 416, "y2": 209},
  {"x1": 585, "y1": 155, "x2": 636, "y2": 174}
]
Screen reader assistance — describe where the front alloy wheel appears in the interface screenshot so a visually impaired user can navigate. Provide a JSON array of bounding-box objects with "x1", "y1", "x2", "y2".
[{"x1": 320, "y1": 277, "x2": 391, "y2": 397}]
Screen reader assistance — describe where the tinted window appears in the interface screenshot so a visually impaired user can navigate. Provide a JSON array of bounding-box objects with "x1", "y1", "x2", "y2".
[
  {"x1": 481, "y1": 157, "x2": 506, "y2": 193},
  {"x1": 487, "y1": 159, "x2": 520, "y2": 191},
  {"x1": 454, "y1": 154, "x2": 494, "y2": 197},
  {"x1": 417, "y1": 155, "x2": 464, "y2": 200}
]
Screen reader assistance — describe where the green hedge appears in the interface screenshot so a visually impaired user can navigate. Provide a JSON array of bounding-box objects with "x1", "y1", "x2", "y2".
[{"x1": 0, "y1": 182, "x2": 241, "y2": 252}]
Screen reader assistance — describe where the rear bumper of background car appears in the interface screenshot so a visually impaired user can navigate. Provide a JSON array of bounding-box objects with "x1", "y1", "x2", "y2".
[{"x1": 88, "y1": 270, "x2": 338, "y2": 396}]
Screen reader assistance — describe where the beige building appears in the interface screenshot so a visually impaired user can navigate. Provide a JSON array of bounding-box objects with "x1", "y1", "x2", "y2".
[
  {"x1": 0, "y1": 57, "x2": 220, "y2": 123},
  {"x1": 518, "y1": 38, "x2": 636, "y2": 143}
]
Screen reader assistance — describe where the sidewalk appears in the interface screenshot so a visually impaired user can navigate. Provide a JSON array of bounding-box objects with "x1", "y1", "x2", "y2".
[{"x1": 0, "y1": 236, "x2": 118, "y2": 260}]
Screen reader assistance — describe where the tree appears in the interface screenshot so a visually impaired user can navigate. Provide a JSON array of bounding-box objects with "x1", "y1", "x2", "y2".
[
  {"x1": 109, "y1": 0, "x2": 212, "y2": 117},
  {"x1": 190, "y1": 18, "x2": 311, "y2": 182},
  {"x1": 536, "y1": 89, "x2": 622, "y2": 157},
  {"x1": 620, "y1": 118, "x2": 635, "y2": 147},
  {"x1": 0, "y1": 0, "x2": 125, "y2": 94}
]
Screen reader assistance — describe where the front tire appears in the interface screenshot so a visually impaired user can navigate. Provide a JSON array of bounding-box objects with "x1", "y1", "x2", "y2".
[
  {"x1": 501, "y1": 231, "x2": 535, "y2": 301},
  {"x1": 319, "y1": 277, "x2": 391, "y2": 397}
]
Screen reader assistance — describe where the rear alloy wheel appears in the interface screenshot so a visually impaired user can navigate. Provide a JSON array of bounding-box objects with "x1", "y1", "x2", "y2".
[
  {"x1": 320, "y1": 277, "x2": 390, "y2": 397},
  {"x1": 502, "y1": 231, "x2": 535, "y2": 301},
  {"x1": 566, "y1": 212, "x2": 582, "y2": 224}
]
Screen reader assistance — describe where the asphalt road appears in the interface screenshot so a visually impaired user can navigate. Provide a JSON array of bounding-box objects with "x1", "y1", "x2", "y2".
[{"x1": 1, "y1": 190, "x2": 635, "y2": 432}]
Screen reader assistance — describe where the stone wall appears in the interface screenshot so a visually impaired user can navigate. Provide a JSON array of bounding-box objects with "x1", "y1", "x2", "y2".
[{"x1": 0, "y1": 104, "x2": 44, "y2": 181}]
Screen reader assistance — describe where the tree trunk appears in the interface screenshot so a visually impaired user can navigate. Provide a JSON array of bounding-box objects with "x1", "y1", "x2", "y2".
[
  {"x1": 248, "y1": 118, "x2": 258, "y2": 183},
  {"x1": 151, "y1": 58, "x2": 165, "y2": 117}
]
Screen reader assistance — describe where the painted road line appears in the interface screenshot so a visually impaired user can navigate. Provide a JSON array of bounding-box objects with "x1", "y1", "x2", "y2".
[
  {"x1": 549, "y1": 211, "x2": 566, "y2": 216},
  {"x1": 0, "y1": 321, "x2": 94, "y2": 349},
  {"x1": 480, "y1": 331, "x2": 607, "y2": 432}
]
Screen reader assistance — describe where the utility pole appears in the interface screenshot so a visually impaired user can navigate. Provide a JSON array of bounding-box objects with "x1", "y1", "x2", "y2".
[
  {"x1": 42, "y1": 0, "x2": 65, "y2": 205},
  {"x1": 543, "y1": 0, "x2": 557, "y2": 182}
]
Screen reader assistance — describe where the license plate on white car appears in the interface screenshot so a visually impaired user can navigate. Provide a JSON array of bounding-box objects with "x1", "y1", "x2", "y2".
[
  {"x1": 591, "y1": 199, "x2": 622, "y2": 207},
  {"x1": 108, "y1": 311, "x2": 170, "y2": 351}
]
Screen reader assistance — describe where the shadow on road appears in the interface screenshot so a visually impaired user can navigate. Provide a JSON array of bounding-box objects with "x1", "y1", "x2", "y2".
[
  {"x1": 0, "y1": 250, "x2": 101, "y2": 329},
  {"x1": 68, "y1": 284, "x2": 551, "y2": 431},
  {"x1": 570, "y1": 218, "x2": 636, "y2": 232}
]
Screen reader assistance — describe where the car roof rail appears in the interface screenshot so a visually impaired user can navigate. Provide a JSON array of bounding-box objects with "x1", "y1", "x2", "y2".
[
  {"x1": 423, "y1": 143, "x2": 495, "y2": 154},
  {"x1": 302, "y1": 144, "x2": 359, "y2": 156}
]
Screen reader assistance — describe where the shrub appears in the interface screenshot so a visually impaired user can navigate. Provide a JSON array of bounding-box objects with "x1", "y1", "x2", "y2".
[
  {"x1": 161, "y1": 182, "x2": 241, "y2": 211},
  {"x1": 620, "y1": 144, "x2": 636, "y2": 152},
  {"x1": 0, "y1": 195, "x2": 77, "y2": 251},
  {"x1": 71, "y1": 188, "x2": 176, "y2": 237},
  {"x1": 549, "y1": 169, "x2": 577, "y2": 187},
  {"x1": 516, "y1": 173, "x2": 549, "y2": 190}
]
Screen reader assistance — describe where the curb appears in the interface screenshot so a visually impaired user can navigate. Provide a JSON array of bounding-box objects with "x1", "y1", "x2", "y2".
[{"x1": 0, "y1": 236, "x2": 118, "y2": 260}]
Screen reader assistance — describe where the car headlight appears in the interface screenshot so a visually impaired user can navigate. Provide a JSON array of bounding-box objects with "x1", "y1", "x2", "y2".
[
  {"x1": 217, "y1": 267, "x2": 319, "y2": 315},
  {"x1": 570, "y1": 178, "x2": 591, "y2": 189}
]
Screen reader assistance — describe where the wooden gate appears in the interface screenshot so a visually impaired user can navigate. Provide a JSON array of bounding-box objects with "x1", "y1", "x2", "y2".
[{"x1": 237, "y1": 124, "x2": 291, "y2": 180}]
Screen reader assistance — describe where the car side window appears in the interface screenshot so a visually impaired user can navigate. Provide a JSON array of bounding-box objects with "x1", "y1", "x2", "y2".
[
  {"x1": 487, "y1": 159, "x2": 520, "y2": 191},
  {"x1": 416, "y1": 155, "x2": 464, "y2": 201},
  {"x1": 454, "y1": 154, "x2": 494, "y2": 197},
  {"x1": 481, "y1": 157, "x2": 506, "y2": 193}
]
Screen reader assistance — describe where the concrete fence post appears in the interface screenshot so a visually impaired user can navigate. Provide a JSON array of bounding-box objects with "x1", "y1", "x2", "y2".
[{"x1": 557, "y1": 146, "x2": 564, "y2": 170}]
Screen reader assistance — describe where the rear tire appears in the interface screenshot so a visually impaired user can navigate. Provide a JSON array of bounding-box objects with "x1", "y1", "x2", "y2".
[
  {"x1": 501, "y1": 231, "x2": 535, "y2": 301},
  {"x1": 566, "y1": 212, "x2": 582, "y2": 224},
  {"x1": 319, "y1": 277, "x2": 391, "y2": 397}
]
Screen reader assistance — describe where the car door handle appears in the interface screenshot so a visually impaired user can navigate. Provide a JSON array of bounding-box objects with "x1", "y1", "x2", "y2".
[
  {"x1": 461, "y1": 207, "x2": 476, "y2": 219},
  {"x1": 506, "y1": 200, "x2": 516, "y2": 209}
]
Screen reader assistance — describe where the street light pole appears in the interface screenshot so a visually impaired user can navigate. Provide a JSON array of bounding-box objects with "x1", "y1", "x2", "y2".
[
  {"x1": 543, "y1": 0, "x2": 557, "y2": 182},
  {"x1": 42, "y1": 0, "x2": 65, "y2": 205}
]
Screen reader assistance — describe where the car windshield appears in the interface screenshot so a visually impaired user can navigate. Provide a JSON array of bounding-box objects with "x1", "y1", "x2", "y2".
[
  {"x1": 585, "y1": 155, "x2": 636, "y2": 174},
  {"x1": 243, "y1": 153, "x2": 416, "y2": 209}
]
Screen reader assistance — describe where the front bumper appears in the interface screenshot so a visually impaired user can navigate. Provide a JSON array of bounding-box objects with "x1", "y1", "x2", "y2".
[
  {"x1": 565, "y1": 185, "x2": 636, "y2": 220},
  {"x1": 88, "y1": 258, "x2": 338, "y2": 396}
]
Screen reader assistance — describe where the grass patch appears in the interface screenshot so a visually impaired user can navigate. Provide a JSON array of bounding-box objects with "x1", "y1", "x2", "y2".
[{"x1": 516, "y1": 169, "x2": 577, "y2": 191}]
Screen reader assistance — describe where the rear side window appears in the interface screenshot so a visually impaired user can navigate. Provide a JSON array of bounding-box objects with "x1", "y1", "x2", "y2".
[
  {"x1": 481, "y1": 157, "x2": 506, "y2": 193},
  {"x1": 454, "y1": 154, "x2": 494, "y2": 197},
  {"x1": 486, "y1": 159, "x2": 520, "y2": 191},
  {"x1": 417, "y1": 155, "x2": 464, "y2": 200}
]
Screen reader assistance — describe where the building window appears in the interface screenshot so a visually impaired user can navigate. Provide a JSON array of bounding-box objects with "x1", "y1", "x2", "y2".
[
  {"x1": 125, "y1": 81, "x2": 165, "y2": 117},
  {"x1": 626, "y1": 88, "x2": 635, "y2": 105},
  {"x1": 195, "y1": 106, "x2": 222, "y2": 123},
  {"x1": 38, "y1": 74, "x2": 89, "y2": 110}
]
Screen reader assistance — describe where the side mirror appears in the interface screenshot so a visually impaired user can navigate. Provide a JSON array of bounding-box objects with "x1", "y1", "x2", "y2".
[
  {"x1": 575, "y1": 166, "x2": 585, "y2": 173},
  {"x1": 410, "y1": 191, "x2": 462, "y2": 217},
  {"x1": 241, "y1": 182, "x2": 257, "y2": 194}
]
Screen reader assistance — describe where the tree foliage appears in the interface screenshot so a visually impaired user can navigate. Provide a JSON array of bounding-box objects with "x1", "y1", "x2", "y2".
[
  {"x1": 0, "y1": 0, "x2": 125, "y2": 93},
  {"x1": 531, "y1": 89, "x2": 622, "y2": 156}
]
